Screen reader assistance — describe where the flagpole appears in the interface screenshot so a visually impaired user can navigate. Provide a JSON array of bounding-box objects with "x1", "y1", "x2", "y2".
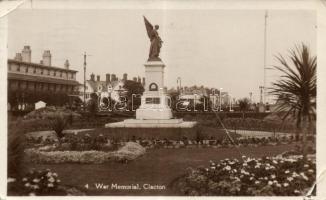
[{"x1": 263, "y1": 10, "x2": 268, "y2": 104}]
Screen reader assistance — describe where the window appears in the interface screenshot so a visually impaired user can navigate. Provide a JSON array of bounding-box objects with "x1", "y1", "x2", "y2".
[
  {"x1": 17, "y1": 65, "x2": 20, "y2": 72},
  {"x1": 145, "y1": 97, "x2": 160, "y2": 104},
  {"x1": 25, "y1": 67, "x2": 28, "y2": 73},
  {"x1": 54, "y1": 71, "x2": 56, "y2": 76},
  {"x1": 71, "y1": 73, "x2": 74, "y2": 79},
  {"x1": 48, "y1": 70, "x2": 50, "y2": 75},
  {"x1": 60, "y1": 71, "x2": 62, "y2": 77},
  {"x1": 33, "y1": 67, "x2": 36, "y2": 74},
  {"x1": 41, "y1": 69, "x2": 43, "y2": 75}
]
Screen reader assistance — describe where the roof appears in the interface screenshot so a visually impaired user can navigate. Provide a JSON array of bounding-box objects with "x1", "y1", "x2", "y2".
[
  {"x1": 8, "y1": 59, "x2": 78, "y2": 73},
  {"x1": 86, "y1": 80, "x2": 124, "y2": 92},
  {"x1": 8, "y1": 72, "x2": 80, "y2": 85}
]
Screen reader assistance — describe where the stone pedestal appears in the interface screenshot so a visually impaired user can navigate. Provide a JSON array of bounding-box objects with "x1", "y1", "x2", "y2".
[
  {"x1": 136, "y1": 60, "x2": 173, "y2": 120},
  {"x1": 105, "y1": 60, "x2": 197, "y2": 128}
]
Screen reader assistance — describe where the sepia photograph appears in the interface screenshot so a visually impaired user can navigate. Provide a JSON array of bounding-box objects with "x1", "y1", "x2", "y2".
[{"x1": 1, "y1": 0, "x2": 323, "y2": 197}]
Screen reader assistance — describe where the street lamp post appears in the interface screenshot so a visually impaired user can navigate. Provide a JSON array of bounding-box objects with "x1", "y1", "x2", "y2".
[
  {"x1": 177, "y1": 77, "x2": 181, "y2": 93},
  {"x1": 229, "y1": 94, "x2": 233, "y2": 112},
  {"x1": 219, "y1": 88, "x2": 223, "y2": 112}
]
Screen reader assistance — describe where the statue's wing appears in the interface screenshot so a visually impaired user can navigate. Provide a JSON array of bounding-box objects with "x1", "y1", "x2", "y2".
[{"x1": 143, "y1": 16, "x2": 153, "y2": 38}]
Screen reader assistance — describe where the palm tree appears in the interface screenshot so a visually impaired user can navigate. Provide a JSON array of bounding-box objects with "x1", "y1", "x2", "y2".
[{"x1": 270, "y1": 44, "x2": 316, "y2": 156}]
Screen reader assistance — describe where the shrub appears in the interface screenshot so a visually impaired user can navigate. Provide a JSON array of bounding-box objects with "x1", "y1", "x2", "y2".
[
  {"x1": 173, "y1": 155, "x2": 315, "y2": 196},
  {"x1": 8, "y1": 120, "x2": 26, "y2": 178},
  {"x1": 50, "y1": 114, "x2": 69, "y2": 139},
  {"x1": 8, "y1": 169, "x2": 63, "y2": 196}
]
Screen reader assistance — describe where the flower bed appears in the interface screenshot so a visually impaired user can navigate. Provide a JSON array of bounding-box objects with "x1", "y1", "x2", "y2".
[
  {"x1": 25, "y1": 142, "x2": 146, "y2": 164},
  {"x1": 172, "y1": 155, "x2": 315, "y2": 196},
  {"x1": 8, "y1": 169, "x2": 86, "y2": 196}
]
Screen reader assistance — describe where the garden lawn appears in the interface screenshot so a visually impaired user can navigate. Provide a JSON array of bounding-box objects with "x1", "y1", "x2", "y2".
[{"x1": 25, "y1": 144, "x2": 297, "y2": 196}]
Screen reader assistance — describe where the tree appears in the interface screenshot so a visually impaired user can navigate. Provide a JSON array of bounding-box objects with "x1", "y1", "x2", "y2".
[
  {"x1": 269, "y1": 44, "x2": 316, "y2": 157},
  {"x1": 238, "y1": 98, "x2": 250, "y2": 119},
  {"x1": 87, "y1": 92, "x2": 99, "y2": 114},
  {"x1": 123, "y1": 80, "x2": 144, "y2": 110}
]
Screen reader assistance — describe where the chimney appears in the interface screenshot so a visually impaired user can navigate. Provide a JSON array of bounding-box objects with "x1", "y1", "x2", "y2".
[
  {"x1": 106, "y1": 73, "x2": 110, "y2": 83},
  {"x1": 111, "y1": 74, "x2": 116, "y2": 81},
  {"x1": 133, "y1": 77, "x2": 137, "y2": 82},
  {"x1": 97, "y1": 75, "x2": 100, "y2": 81},
  {"x1": 123, "y1": 73, "x2": 128, "y2": 81},
  {"x1": 64, "y1": 59, "x2": 70, "y2": 69},
  {"x1": 142, "y1": 77, "x2": 145, "y2": 86},
  {"x1": 14, "y1": 53, "x2": 22, "y2": 61},
  {"x1": 137, "y1": 76, "x2": 141, "y2": 83},
  {"x1": 22, "y1": 46, "x2": 31, "y2": 62},
  {"x1": 42, "y1": 50, "x2": 51, "y2": 66},
  {"x1": 90, "y1": 73, "x2": 95, "y2": 81}
]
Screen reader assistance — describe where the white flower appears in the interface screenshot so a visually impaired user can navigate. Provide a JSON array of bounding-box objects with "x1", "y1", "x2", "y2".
[
  {"x1": 48, "y1": 177, "x2": 55, "y2": 183},
  {"x1": 287, "y1": 177, "x2": 294, "y2": 182},
  {"x1": 46, "y1": 172, "x2": 52, "y2": 177},
  {"x1": 273, "y1": 160, "x2": 278, "y2": 164},
  {"x1": 25, "y1": 183, "x2": 31, "y2": 187},
  {"x1": 283, "y1": 183, "x2": 289, "y2": 187},
  {"x1": 22, "y1": 178, "x2": 28, "y2": 182},
  {"x1": 29, "y1": 192, "x2": 36, "y2": 196},
  {"x1": 308, "y1": 169, "x2": 314, "y2": 173},
  {"x1": 250, "y1": 177, "x2": 254, "y2": 180},
  {"x1": 255, "y1": 180, "x2": 260, "y2": 184},
  {"x1": 47, "y1": 183, "x2": 54, "y2": 187},
  {"x1": 57, "y1": 179, "x2": 61, "y2": 183},
  {"x1": 225, "y1": 166, "x2": 231, "y2": 171},
  {"x1": 264, "y1": 177, "x2": 268, "y2": 180},
  {"x1": 243, "y1": 163, "x2": 248, "y2": 167},
  {"x1": 304, "y1": 164, "x2": 309, "y2": 168},
  {"x1": 52, "y1": 172, "x2": 58, "y2": 177},
  {"x1": 33, "y1": 178, "x2": 40, "y2": 183},
  {"x1": 268, "y1": 181, "x2": 273, "y2": 185},
  {"x1": 294, "y1": 190, "x2": 300, "y2": 194},
  {"x1": 211, "y1": 166, "x2": 216, "y2": 170},
  {"x1": 271, "y1": 174, "x2": 276, "y2": 179},
  {"x1": 285, "y1": 170, "x2": 290, "y2": 174},
  {"x1": 276, "y1": 183, "x2": 281, "y2": 187}
]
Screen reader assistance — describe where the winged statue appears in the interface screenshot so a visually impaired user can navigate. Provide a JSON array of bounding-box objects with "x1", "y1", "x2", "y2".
[{"x1": 143, "y1": 16, "x2": 163, "y2": 61}]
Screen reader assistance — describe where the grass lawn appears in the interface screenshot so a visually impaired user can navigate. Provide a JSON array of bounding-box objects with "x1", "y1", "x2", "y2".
[{"x1": 25, "y1": 144, "x2": 297, "y2": 196}]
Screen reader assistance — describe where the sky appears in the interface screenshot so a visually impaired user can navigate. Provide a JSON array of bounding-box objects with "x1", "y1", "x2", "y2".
[{"x1": 8, "y1": 9, "x2": 316, "y2": 102}]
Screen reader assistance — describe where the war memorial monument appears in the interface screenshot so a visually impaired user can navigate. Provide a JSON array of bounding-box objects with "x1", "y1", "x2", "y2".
[{"x1": 106, "y1": 17, "x2": 196, "y2": 128}]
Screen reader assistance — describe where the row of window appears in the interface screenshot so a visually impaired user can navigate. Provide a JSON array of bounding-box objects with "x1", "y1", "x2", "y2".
[
  {"x1": 9, "y1": 64, "x2": 75, "y2": 79},
  {"x1": 9, "y1": 81, "x2": 76, "y2": 92}
]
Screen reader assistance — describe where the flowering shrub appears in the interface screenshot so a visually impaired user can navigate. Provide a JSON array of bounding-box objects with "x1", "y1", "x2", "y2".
[
  {"x1": 25, "y1": 142, "x2": 145, "y2": 164},
  {"x1": 173, "y1": 155, "x2": 315, "y2": 196},
  {"x1": 16, "y1": 169, "x2": 62, "y2": 196}
]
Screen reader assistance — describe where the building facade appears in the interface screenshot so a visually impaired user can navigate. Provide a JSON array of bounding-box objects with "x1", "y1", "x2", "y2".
[
  {"x1": 80, "y1": 73, "x2": 145, "y2": 110},
  {"x1": 8, "y1": 46, "x2": 80, "y2": 111}
]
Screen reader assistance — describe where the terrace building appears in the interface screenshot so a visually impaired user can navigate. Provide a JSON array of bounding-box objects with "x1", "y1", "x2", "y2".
[{"x1": 8, "y1": 46, "x2": 80, "y2": 111}]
